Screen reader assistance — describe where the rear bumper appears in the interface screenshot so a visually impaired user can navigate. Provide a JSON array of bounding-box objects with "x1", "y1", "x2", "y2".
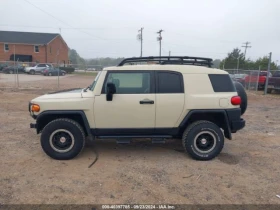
[
  {"x1": 231, "y1": 118, "x2": 245, "y2": 132},
  {"x1": 226, "y1": 108, "x2": 246, "y2": 133}
]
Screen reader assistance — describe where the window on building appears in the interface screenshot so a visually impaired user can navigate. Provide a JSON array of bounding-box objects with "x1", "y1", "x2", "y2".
[
  {"x1": 4, "y1": 44, "x2": 9, "y2": 51},
  {"x1": 49, "y1": 46, "x2": 52, "y2": 54},
  {"x1": 157, "y1": 72, "x2": 184, "y2": 93},
  {"x1": 34, "y1": 45, "x2": 39, "y2": 53}
]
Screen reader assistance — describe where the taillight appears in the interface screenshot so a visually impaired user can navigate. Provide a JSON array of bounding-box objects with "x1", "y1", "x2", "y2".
[{"x1": 231, "y1": 96, "x2": 241, "y2": 105}]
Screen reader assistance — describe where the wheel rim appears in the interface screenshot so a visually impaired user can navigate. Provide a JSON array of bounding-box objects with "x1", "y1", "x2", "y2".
[
  {"x1": 193, "y1": 131, "x2": 217, "y2": 153},
  {"x1": 9, "y1": 70, "x2": 13, "y2": 74},
  {"x1": 49, "y1": 73, "x2": 52, "y2": 76},
  {"x1": 49, "y1": 129, "x2": 75, "y2": 153}
]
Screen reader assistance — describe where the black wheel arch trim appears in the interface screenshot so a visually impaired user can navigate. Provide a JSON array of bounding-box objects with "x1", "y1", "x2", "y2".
[
  {"x1": 35, "y1": 110, "x2": 91, "y2": 135},
  {"x1": 179, "y1": 109, "x2": 233, "y2": 140}
]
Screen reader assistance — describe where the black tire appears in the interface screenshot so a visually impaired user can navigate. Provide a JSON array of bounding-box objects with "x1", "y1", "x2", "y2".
[
  {"x1": 30, "y1": 70, "x2": 35, "y2": 75},
  {"x1": 233, "y1": 81, "x2": 247, "y2": 115},
  {"x1": 62, "y1": 72, "x2": 65, "y2": 76},
  {"x1": 9, "y1": 70, "x2": 14, "y2": 74},
  {"x1": 182, "y1": 121, "x2": 224, "y2": 161},
  {"x1": 40, "y1": 118, "x2": 85, "y2": 160},
  {"x1": 48, "y1": 73, "x2": 52, "y2": 76},
  {"x1": 267, "y1": 88, "x2": 272, "y2": 94}
]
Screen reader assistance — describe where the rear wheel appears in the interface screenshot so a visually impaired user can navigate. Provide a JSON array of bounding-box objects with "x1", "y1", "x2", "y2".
[
  {"x1": 9, "y1": 70, "x2": 14, "y2": 74},
  {"x1": 62, "y1": 72, "x2": 65, "y2": 76},
  {"x1": 182, "y1": 121, "x2": 224, "y2": 161},
  {"x1": 30, "y1": 70, "x2": 35, "y2": 75},
  {"x1": 40, "y1": 118, "x2": 85, "y2": 160},
  {"x1": 48, "y1": 73, "x2": 52, "y2": 76}
]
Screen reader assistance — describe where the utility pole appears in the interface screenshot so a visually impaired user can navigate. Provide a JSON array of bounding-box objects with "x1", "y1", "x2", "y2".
[
  {"x1": 169, "y1": 51, "x2": 171, "y2": 56},
  {"x1": 157, "y1": 29, "x2": 163, "y2": 57},
  {"x1": 137, "y1": 28, "x2": 144, "y2": 57},
  {"x1": 264, "y1": 52, "x2": 272, "y2": 95},
  {"x1": 242, "y1": 41, "x2": 251, "y2": 60}
]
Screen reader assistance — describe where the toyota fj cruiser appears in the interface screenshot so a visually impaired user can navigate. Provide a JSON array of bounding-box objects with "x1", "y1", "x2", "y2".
[{"x1": 28, "y1": 56, "x2": 246, "y2": 161}]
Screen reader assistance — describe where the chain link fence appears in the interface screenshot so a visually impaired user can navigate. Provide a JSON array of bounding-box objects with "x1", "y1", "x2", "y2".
[
  {"x1": 225, "y1": 69, "x2": 278, "y2": 93},
  {"x1": 0, "y1": 60, "x2": 99, "y2": 90}
]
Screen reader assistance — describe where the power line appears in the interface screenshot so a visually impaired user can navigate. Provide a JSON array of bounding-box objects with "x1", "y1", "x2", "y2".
[
  {"x1": 242, "y1": 41, "x2": 252, "y2": 60},
  {"x1": 23, "y1": 0, "x2": 106, "y2": 40}
]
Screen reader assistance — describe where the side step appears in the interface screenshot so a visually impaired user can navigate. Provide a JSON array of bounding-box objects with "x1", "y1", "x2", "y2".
[
  {"x1": 116, "y1": 139, "x2": 131, "y2": 144},
  {"x1": 152, "y1": 138, "x2": 166, "y2": 144},
  {"x1": 115, "y1": 138, "x2": 166, "y2": 144}
]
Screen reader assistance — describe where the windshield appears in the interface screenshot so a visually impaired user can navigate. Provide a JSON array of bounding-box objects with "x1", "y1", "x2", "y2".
[{"x1": 90, "y1": 71, "x2": 102, "y2": 91}]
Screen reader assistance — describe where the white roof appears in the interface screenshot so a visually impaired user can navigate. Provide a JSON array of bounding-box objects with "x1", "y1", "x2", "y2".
[{"x1": 104, "y1": 64, "x2": 228, "y2": 74}]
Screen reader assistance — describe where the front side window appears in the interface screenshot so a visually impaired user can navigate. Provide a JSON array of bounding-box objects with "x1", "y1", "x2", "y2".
[
  {"x1": 4, "y1": 44, "x2": 9, "y2": 51},
  {"x1": 34, "y1": 45, "x2": 39, "y2": 53},
  {"x1": 37, "y1": 64, "x2": 45, "y2": 67},
  {"x1": 157, "y1": 72, "x2": 183, "y2": 93},
  {"x1": 104, "y1": 72, "x2": 151, "y2": 94}
]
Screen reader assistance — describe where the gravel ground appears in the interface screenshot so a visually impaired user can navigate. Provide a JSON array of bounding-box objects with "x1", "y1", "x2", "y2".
[{"x1": 0, "y1": 74, "x2": 280, "y2": 204}]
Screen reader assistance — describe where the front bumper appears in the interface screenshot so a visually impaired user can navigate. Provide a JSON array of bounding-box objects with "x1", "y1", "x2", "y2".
[{"x1": 30, "y1": 123, "x2": 37, "y2": 128}]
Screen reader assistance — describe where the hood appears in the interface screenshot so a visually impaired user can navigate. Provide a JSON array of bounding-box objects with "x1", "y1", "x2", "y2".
[{"x1": 33, "y1": 88, "x2": 84, "y2": 100}]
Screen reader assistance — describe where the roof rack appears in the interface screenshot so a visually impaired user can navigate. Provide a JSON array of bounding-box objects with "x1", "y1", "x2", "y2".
[{"x1": 117, "y1": 56, "x2": 213, "y2": 67}]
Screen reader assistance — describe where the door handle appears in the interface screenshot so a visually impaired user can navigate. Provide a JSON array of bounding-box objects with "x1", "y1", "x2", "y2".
[{"x1": 139, "y1": 100, "x2": 154, "y2": 104}]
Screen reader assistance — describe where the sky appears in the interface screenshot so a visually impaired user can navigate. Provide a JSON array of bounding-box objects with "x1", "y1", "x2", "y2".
[{"x1": 0, "y1": 0, "x2": 279, "y2": 63}]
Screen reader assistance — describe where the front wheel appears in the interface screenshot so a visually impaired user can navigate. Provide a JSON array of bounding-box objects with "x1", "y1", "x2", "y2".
[
  {"x1": 182, "y1": 121, "x2": 224, "y2": 161},
  {"x1": 30, "y1": 70, "x2": 35, "y2": 75},
  {"x1": 9, "y1": 70, "x2": 14, "y2": 74},
  {"x1": 48, "y1": 73, "x2": 52, "y2": 76},
  {"x1": 40, "y1": 118, "x2": 85, "y2": 160}
]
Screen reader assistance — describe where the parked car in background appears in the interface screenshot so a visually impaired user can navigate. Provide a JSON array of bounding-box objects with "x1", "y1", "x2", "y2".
[
  {"x1": 2, "y1": 64, "x2": 26, "y2": 74},
  {"x1": 41, "y1": 67, "x2": 66, "y2": 76},
  {"x1": 244, "y1": 71, "x2": 272, "y2": 90},
  {"x1": 232, "y1": 74, "x2": 247, "y2": 87},
  {"x1": 0, "y1": 63, "x2": 8, "y2": 72},
  {"x1": 267, "y1": 71, "x2": 280, "y2": 93},
  {"x1": 25, "y1": 63, "x2": 53, "y2": 75}
]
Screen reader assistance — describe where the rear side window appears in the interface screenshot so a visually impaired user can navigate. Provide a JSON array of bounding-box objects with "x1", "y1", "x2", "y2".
[
  {"x1": 157, "y1": 72, "x2": 184, "y2": 93},
  {"x1": 208, "y1": 74, "x2": 236, "y2": 92}
]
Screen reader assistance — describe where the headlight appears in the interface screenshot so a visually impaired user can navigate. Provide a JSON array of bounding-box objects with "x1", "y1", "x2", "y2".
[{"x1": 31, "y1": 104, "x2": 40, "y2": 112}]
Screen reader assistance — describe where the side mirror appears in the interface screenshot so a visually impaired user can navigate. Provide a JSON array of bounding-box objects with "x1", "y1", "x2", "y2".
[{"x1": 106, "y1": 82, "x2": 116, "y2": 101}]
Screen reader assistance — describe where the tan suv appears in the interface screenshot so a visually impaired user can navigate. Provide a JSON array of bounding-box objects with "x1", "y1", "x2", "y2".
[{"x1": 28, "y1": 56, "x2": 247, "y2": 161}]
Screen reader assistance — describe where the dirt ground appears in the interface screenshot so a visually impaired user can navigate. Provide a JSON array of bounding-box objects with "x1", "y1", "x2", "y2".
[{"x1": 0, "y1": 74, "x2": 280, "y2": 205}]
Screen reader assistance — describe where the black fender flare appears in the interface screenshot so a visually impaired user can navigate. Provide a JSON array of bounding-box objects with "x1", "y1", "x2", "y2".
[
  {"x1": 35, "y1": 110, "x2": 91, "y2": 135},
  {"x1": 179, "y1": 109, "x2": 232, "y2": 140}
]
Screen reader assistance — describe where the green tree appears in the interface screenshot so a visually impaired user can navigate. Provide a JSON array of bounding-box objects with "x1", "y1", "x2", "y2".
[
  {"x1": 254, "y1": 56, "x2": 277, "y2": 70},
  {"x1": 219, "y1": 48, "x2": 245, "y2": 69}
]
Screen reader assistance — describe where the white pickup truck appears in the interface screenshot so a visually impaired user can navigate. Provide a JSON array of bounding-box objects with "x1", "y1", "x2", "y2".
[{"x1": 25, "y1": 63, "x2": 53, "y2": 75}]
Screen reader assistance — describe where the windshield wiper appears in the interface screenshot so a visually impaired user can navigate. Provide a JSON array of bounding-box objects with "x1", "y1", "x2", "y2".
[{"x1": 83, "y1": 84, "x2": 92, "y2": 92}]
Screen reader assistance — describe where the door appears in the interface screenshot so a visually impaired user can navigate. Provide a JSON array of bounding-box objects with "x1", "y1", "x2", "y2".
[
  {"x1": 36, "y1": 64, "x2": 47, "y2": 72},
  {"x1": 155, "y1": 71, "x2": 185, "y2": 128},
  {"x1": 94, "y1": 71, "x2": 155, "y2": 134}
]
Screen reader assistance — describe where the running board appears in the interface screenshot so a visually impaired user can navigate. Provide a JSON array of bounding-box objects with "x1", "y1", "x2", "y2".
[
  {"x1": 97, "y1": 135, "x2": 172, "y2": 139},
  {"x1": 116, "y1": 139, "x2": 131, "y2": 144},
  {"x1": 152, "y1": 138, "x2": 166, "y2": 144}
]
